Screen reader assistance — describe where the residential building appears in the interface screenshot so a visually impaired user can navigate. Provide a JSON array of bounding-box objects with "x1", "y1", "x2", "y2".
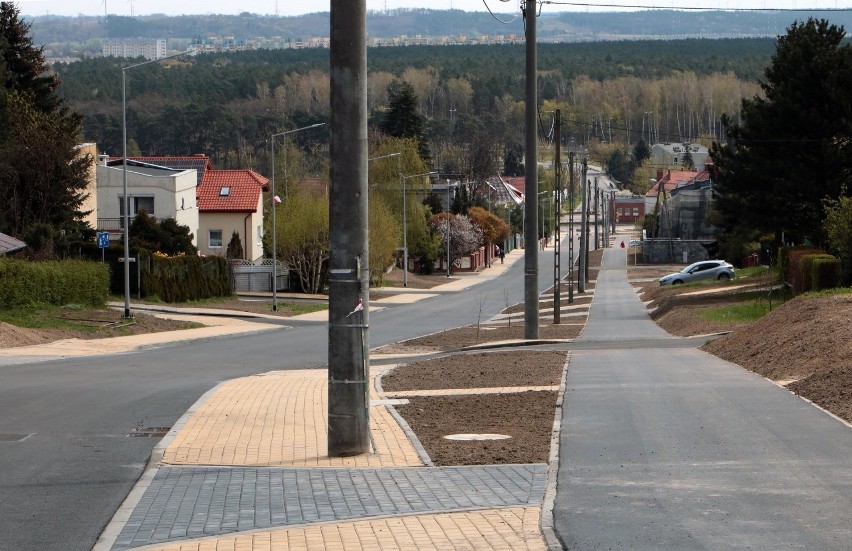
[
  {"x1": 645, "y1": 169, "x2": 711, "y2": 214},
  {"x1": 614, "y1": 195, "x2": 645, "y2": 224},
  {"x1": 196, "y1": 169, "x2": 269, "y2": 260},
  {"x1": 651, "y1": 142, "x2": 709, "y2": 170},
  {"x1": 97, "y1": 159, "x2": 199, "y2": 245},
  {"x1": 102, "y1": 38, "x2": 168, "y2": 60}
]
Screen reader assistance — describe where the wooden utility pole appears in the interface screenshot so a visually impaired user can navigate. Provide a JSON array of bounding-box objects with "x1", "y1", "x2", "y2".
[
  {"x1": 523, "y1": 0, "x2": 539, "y2": 339},
  {"x1": 328, "y1": 0, "x2": 370, "y2": 457}
]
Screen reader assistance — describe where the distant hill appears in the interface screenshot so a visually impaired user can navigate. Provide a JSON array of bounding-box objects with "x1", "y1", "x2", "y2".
[{"x1": 28, "y1": 8, "x2": 852, "y2": 48}]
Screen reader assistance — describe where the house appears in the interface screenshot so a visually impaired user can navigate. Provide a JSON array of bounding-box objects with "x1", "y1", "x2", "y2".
[
  {"x1": 613, "y1": 195, "x2": 645, "y2": 224},
  {"x1": 76, "y1": 143, "x2": 99, "y2": 231},
  {"x1": 0, "y1": 232, "x2": 26, "y2": 256},
  {"x1": 651, "y1": 142, "x2": 710, "y2": 170},
  {"x1": 97, "y1": 158, "x2": 199, "y2": 245},
  {"x1": 644, "y1": 169, "x2": 711, "y2": 214},
  {"x1": 196, "y1": 168, "x2": 269, "y2": 260},
  {"x1": 98, "y1": 155, "x2": 269, "y2": 260}
]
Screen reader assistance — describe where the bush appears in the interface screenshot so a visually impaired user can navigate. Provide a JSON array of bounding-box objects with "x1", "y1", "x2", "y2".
[
  {"x1": 780, "y1": 247, "x2": 824, "y2": 292},
  {"x1": 139, "y1": 252, "x2": 232, "y2": 303},
  {"x1": 811, "y1": 255, "x2": 841, "y2": 291},
  {"x1": 0, "y1": 258, "x2": 109, "y2": 307}
]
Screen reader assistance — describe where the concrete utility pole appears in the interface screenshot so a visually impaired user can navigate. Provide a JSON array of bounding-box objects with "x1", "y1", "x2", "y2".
[
  {"x1": 578, "y1": 159, "x2": 588, "y2": 293},
  {"x1": 594, "y1": 176, "x2": 599, "y2": 250},
  {"x1": 568, "y1": 150, "x2": 574, "y2": 304},
  {"x1": 328, "y1": 0, "x2": 370, "y2": 457},
  {"x1": 523, "y1": 0, "x2": 539, "y2": 339},
  {"x1": 553, "y1": 109, "x2": 561, "y2": 324}
]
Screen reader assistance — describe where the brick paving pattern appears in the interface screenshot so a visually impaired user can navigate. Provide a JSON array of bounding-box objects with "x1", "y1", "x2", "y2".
[{"x1": 111, "y1": 465, "x2": 547, "y2": 550}]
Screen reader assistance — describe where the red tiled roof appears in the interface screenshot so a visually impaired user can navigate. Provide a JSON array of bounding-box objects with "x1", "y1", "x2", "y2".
[
  {"x1": 503, "y1": 176, "x2": 526, "y2": 196},
  {"x1": 198, "y1": 170, "x2": 270, "y2": 212}
]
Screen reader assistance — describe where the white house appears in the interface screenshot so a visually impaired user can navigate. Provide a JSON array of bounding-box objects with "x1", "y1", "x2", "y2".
[
  {"x1": 96, "y1": 159, "x2": 199, "y2": 246},
  {"x1": 651, "y1": 143, "x2": 709, "y2": 170}
]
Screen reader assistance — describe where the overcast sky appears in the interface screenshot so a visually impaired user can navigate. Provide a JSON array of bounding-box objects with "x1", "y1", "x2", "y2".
[{"x1": 16, "y1": 0, "x2": 852, "y2": 18}]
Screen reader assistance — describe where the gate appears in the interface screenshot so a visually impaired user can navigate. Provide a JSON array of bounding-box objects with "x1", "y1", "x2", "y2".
[{"x1": 228, "y1": 259, "x2": 288, "y2": 292}]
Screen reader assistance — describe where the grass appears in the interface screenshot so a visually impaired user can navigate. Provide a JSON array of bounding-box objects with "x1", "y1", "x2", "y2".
[
  {"x1": 0, "y1": 305, "x2": 121, "y2": 333},
  {"x1": 700, "y1": 301, "x2": 775, "y2": 324},
  {"x1": 283, "y1": 302, "x2": 328, "y2": 315}
]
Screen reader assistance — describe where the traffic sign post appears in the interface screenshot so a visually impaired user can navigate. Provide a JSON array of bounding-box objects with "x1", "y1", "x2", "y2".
[{"x1": 97, "y1": 232, "x2": 109, "y2": 263}]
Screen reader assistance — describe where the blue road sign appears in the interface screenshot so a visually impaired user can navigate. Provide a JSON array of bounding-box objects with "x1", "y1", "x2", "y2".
[{"x1": 97, "y1": 232, "x2": 110, "y2": 248}]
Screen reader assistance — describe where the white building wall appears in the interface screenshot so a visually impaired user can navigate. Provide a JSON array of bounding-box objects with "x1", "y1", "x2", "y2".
[
  {"x1": 197, "y1": 196, "x2": 264, "y2": 261},
  {"x1": 96, "y1": 165, "x2": 199, "y2": 246}
]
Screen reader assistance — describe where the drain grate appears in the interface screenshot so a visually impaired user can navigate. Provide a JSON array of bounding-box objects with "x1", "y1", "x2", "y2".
[
  {"x1": 0, "y1": 433, "x2": 34, "y2": 442},
  {"x1": 128, "y1": 427, "x2": 171, "y2": 438}
]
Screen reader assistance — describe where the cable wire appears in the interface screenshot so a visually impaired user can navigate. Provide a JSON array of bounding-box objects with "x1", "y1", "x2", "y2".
[
  {"x1": 482, "y1": 0, "x2": 521, "y2": 24},
  {"x1": 541, "y1": 1, "x2": 852, "y2": 12}
]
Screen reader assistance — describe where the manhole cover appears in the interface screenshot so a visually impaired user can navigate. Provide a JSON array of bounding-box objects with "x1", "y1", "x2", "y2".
[
  {"x1": 443, "y1": 433, "x2": 512, "y2": 441},
  {"x1": 0, "y1": 433, "x2": 34, "y2": 442},
  {"x1": 128, "y1": 427, "x2": 171, "y2": 438}
]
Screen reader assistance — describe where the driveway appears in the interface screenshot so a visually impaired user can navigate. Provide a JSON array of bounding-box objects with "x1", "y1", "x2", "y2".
[{"x1": 554, "y1": 246, "x2": 852, "y2": 549}]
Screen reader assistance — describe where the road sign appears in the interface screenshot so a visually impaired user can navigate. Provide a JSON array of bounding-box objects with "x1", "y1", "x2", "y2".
[
  {"x1": 118, "y1": 257, "x2": 137, "y2": 263},
  {"x1": 97, "y1": 232, "x2": 109, "y2": 248}
]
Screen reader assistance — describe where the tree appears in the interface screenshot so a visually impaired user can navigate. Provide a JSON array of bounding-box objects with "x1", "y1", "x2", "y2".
[
  {"x1": 265, "y1": 191, "x2": 329, "y2": 294},
  {"x1": 129, "y1": 211, "x2": 197, "y2": 256},
  {"x1": 0, "y1": 3, "x2": 90, "y2": 240},
  {"x1": 427, "y1": 212, "x2": 482, "y2": 271},
  {"x1": 632, "y1": 139, "x2": 651, "y2": 166},
  {"x1": 468, "y1": 206, "x2": 511, "y2": 262},
  {"x1": 710, "y1": 18, "x2": 852, "y2": 246},
  {"x1": 379, "y1": 80, "x2": 429, "y2": 163},
  {"x1": 226, "y1": 231, "x2": 244, "y2": 259},
  {"x1": 368, "y1": 195, "x2": 402, "y2": 286},
  {"x1": 503, "y1": 144, "x2": 525, "y2": 177}
]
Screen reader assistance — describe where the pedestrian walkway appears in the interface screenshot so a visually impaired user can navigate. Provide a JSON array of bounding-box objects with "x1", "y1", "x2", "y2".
[{"x1": 553, "y1": 243, "x2": 852, "y2": 550}]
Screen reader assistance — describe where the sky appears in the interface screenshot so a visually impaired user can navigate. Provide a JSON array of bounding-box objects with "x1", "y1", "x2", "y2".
[{"x1": 15, "y1": 0, "x2": 852, "y2": 18}]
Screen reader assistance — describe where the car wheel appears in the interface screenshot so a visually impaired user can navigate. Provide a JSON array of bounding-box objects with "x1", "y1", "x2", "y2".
[
  {"x1": 672, "y1": 279, "x2": 684, "y2": 285},
  {"x1": 718, "y1": 273, "x2": 731, "y2": 281}
]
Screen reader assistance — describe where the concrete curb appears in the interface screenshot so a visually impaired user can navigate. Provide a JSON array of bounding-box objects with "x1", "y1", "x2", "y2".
[
  {"x1": 92, "y1": 381, "x2": 227, "y2": 551},
  {"x1": 540, "y1": 353, "x2": 571, "y2": 550}
]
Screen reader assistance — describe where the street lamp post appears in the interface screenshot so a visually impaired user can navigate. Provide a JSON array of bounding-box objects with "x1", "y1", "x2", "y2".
[
  {"x1": 270, "y1": 123, "x2": 325, "y2": 311},
  {"x1": 400, "y1": 170, "x2": 437, "y2": 287},
  {"x1": 122, "y1": 50, "x2": 192, "y2": 319}
]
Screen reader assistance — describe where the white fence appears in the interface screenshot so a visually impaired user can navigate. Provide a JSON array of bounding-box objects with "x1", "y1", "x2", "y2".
[{"x1": 228, "y1": 259, "x2": 288, "y2": 292}]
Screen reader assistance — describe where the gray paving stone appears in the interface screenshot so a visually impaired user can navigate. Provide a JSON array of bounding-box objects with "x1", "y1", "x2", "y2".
[{"x1": 111, "y1": 464, "x2": 546, "y2": 550}]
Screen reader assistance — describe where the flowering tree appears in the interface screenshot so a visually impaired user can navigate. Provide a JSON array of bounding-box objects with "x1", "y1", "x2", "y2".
[{"x1": 428, "y1": 213, "x2": 482, "y2": 270}]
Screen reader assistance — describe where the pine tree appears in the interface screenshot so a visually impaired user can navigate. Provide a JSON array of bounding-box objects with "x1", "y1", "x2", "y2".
[{"x1": 0, "y1": 2, "x2": 90, "y2": 240}]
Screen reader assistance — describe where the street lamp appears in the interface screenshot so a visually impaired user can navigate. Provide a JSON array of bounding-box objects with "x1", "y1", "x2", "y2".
[
  {"x1": 122, "y1": 50, "x2": 192, "y2": 319},
  {"x1": 400, "y1": 170, "x2": 437, "y2": 287},
  {"x1": 270, "y1": 123, "x2": 325, "y2": 311}
]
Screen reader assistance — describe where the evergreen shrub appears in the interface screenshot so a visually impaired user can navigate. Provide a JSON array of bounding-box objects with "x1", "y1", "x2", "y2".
[
  {"x1": 0, "y1": 258, "x2": 109, "y2": 307},
  {"x1": 139, "y1": 252, "x2": 232, "y2": 302},
  {"x1": 810, "y1": 255, "x2": 841, "y2": 291},
  {"x1": 798, "y1": 253, "x2": 834, "y2": 293}
]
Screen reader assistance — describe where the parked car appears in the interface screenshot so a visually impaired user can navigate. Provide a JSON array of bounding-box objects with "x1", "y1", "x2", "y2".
[
  {"x1": 628, "y1": 239, "x2": 642, "y2": 247},
  {"x1": 659, "y1": 260, "x2": 735, "y2": 285}
]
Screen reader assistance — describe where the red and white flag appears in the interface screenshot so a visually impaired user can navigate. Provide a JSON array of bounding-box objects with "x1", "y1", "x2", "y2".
[{"x1": 347, "y1": 298, "x2": 364, "y2": 317}]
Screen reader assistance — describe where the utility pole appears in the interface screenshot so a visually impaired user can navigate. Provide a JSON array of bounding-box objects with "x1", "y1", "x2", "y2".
[
  {"x1": 553, "y1": 109, "x2": 561, "y2": 324},
  {"x1": 594, "y1": 176, "x2": 599, "y2": 250},
  {"x1": 328, "y1": 0, "x2": 369, "y2": 457},
  {"x1": 523, "y1": 0, "x2": 539, "y2": 339},
  {"x1": 578, "y1": 159, "x2": 587, "y2": 293},
  {"x1": 568, "y1": 151, "x2": 574, "y2": 304}
]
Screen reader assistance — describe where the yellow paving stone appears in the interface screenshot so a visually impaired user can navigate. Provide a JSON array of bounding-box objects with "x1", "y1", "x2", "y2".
[
  {"x1": 162, "y1": 370, "x2": 423, "y2": 468},
  {"x1": 136, "y1": 507, "x2": 546, "y2": 551}
]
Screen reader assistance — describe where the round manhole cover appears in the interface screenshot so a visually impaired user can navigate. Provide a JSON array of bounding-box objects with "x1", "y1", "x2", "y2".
[{"x1": 443, "y1": 433, "x2": 512, "y2": 441}]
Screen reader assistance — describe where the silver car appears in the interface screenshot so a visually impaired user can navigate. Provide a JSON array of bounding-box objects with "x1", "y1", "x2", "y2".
[{"x1": 659, "y1": 260, "x2": 735, "y2": 285}]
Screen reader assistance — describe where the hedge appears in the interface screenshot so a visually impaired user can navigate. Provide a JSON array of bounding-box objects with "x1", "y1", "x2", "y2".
[
  {"x1": 779, "y1": 247, "x2": 825, "y2": 293},
  {"x1": 0, "y1": 258, "x2": 109, "y2": 308},
  {"x1": 811, "y1": 255, "x2": 842, "y2": 291},
  {"x1": 139, "y1": 252, "x2": 232, "y2": 303}
]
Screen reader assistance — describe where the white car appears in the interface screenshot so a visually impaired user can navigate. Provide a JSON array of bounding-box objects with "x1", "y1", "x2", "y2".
[{"x1": 659, "y1": 260, "x2": 735, "y2": 285}]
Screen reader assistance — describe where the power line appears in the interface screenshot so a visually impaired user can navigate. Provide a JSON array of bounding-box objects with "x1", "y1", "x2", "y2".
[{"x1": 541, "y1": 1, "x2": 852, "y2": 12}]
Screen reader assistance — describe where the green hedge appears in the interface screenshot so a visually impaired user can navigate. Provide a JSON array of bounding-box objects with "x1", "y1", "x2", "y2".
[
  {"x1": 139, "y1": 252, "x2": 232, "y2": 302},
  {"x1": 0, "y1": 258, "x2": 109, "y2": 307},
  {"x1": 779, "y1": 247, "x2": 824, "y2": 293},
  {"x1": 811, "y1": 255, "x2": 842, "y2": 291}
]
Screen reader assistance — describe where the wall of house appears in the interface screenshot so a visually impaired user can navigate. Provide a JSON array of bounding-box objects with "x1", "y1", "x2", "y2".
[
  {"x1": 614, "y1": 200, "x2": 644, "y2": 224},
  {"x1": 77, "y1": 143, "x2": 99, "y2": 230},
  {"x1": 642, "y1": 239, "x2": 713, "y2": 264},
  {"x1": 197, "y1": 206, "x2": 264, "y2": 260},
  {"x1": 96, "y1": 165, "x2": 199, "y2": 246}
]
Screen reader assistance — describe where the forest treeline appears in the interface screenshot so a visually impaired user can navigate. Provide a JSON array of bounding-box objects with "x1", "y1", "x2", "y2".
[{"x1": 55, "y1": 38, "x2": 775, "y2": 176}]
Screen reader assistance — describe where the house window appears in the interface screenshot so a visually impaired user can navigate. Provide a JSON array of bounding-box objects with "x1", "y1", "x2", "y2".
[
  {"x1": 209, "y1": 229, "x2": 223, "y2": 248},
  {"x1": 219, "y1": 186, "x2": 230, "y2": 196},
  {"x1": 616, "y1": 208, "x2": 623, "y2": 216},
  {"x1": 118, "y1": 195, "x2": 155, "y2": 222},
  {"x1": 633, "y1": 207, "x2": 640, "y2": 216}
]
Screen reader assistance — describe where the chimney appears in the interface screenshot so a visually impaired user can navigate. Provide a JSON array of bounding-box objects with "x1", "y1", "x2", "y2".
[{"x1": 656, "y1": 168, "x2": 664, "y2": 182}]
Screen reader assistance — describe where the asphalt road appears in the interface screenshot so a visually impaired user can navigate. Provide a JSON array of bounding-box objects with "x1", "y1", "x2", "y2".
[
  {"x1": 0, "y1": 242, "x2": 571, "y2": 551},
  {"x1": 553, "y1": 245, "x2": 852, "y2": 549}
]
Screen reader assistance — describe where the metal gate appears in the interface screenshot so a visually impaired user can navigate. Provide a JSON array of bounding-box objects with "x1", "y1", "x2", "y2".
[{"x1": 228, "y1": 259, "x2": 288, "y2": 292}]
